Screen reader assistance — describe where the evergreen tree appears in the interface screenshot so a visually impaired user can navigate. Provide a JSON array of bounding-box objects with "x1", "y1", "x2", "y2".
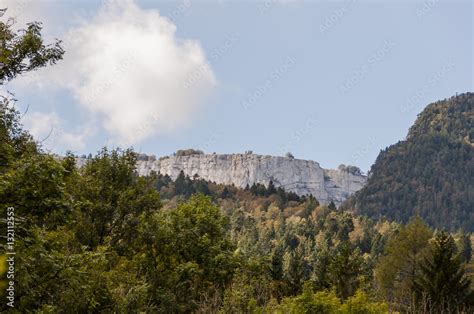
[
  {"x1": 174, "y1": 170, "x2": 186, "y2": 194},
  {"x1": 173, "y1": 170, "x2": 195, "y2": 196},
  {"x1": 375, "y1": 217, "x2": 432, "y2": 309},
  {"x1": 456, "y1": 231, "x2": 472, "y2": 263},
  {"x1": 193, "y1": 179, "x2": 211, "y2": 195},
  {"x1": 220, "y1": 186, "x2": 231, "y2": 199},
  {"x1": 328, "y1": 243, "x2": 363, "y2": 300},
  {"x1": 250, "y1": 182, "x2": 258, "y2": 195},
  {"x1": 271, "y1": 245, "x2": 284, "y2": 281},
  {"x1": 345, "y1": 93, "x2": 474, "y2": 231},
  {"x1": 267, "y1": 180, "x2": 277, "y2": 195},
  {"x1": 308, "y1": 194, "x2": 319, "y2": 207},
  {"x1": 328, "y1": 201, "x2": 336, "y2": 210},
  {"x1": 287, "y1": 191, "x2": 301, "y2": 202},
  {"x1": 414, "y1": 232, "x2": 473, "y2": 312},
  {"x1": 284, "y1": 248, "x2": 306, "y2": 295},
  {"x1": 256, "y1": 183, "x2": 267, "y2": 196},
  {"x1": 277, "y1": 187, "x2": 288, "y2": 204},
  {"x1": 312, "y1": 242, "x2": 331, "y2": 290}
]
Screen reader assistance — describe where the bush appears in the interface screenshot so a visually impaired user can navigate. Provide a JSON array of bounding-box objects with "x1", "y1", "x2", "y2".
[{"x1": 175, "y1": 149, "x2": 204, "y2": 156}]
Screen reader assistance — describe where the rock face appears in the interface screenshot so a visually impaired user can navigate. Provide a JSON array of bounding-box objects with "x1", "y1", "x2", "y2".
[{"x1": 134, "y1": 153, "x2": 367, "y2": 205}]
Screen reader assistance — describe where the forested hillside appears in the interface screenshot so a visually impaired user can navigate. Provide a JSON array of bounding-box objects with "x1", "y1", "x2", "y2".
[
  {"x1": 344, "y1": 93, "x2": 474, "y2": 231},
  {"x1": 1, "y1": 122, "x2": 473, "y2": 311},
  {"x1": 1, "y1": 17, "x2": 473, "y2": 313}
]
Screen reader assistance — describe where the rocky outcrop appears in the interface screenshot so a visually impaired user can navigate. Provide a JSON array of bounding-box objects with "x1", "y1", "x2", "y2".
[{"x1": 133, "y1": 153, "x2": 367, "y2": 205}]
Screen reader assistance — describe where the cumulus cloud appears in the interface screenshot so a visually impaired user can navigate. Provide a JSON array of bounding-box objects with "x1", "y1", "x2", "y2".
[
  {"x1": 0, "y1": 0, "x2": 46, "y2": 25},
  {"x1": 22, "y1": 111, "x2": 90, "y2": 151},
  {"x1": 14, "y1": 0, "x2": 216, "y2": 146}
]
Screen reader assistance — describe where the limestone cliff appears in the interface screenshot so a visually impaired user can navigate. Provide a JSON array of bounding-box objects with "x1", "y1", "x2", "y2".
[{"x1": 132, "y1": 153, "x2": 366, "y2": 205}]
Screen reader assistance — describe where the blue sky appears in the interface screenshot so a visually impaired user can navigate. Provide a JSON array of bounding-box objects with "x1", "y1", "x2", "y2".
[{"x1": 3, "y1": 0, "x2": 472, "y2": 172}]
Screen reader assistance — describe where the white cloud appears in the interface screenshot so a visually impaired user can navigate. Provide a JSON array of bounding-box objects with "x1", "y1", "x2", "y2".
[
  {"x1": 0, "y1": 0, "x2": 61, "y2": 35},
  {"x1": 22, "y1": 111, "x2": 90, "y2": 152},
  {"x1": 13, "y1": 0, "x2": 216, "y2": 146},
  {"x1": 22, "y1": 111, "x2": 60, "y2": 140},
  {"x1": 0, "y1": 1, "x2": 42, "y2": 25}
]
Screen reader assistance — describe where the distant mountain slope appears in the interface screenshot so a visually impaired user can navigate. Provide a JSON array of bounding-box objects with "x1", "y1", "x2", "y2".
[
  {"x1": 344, "y1": 93, "x2": 474, "y2": 231},
  {"x1": 407, "y1": 93, "x2": 473, "y2": 143}
]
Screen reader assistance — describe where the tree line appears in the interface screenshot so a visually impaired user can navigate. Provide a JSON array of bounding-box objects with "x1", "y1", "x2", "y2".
[{"x1": 0, "y1": 14, "x2": 473, "y2": 313}]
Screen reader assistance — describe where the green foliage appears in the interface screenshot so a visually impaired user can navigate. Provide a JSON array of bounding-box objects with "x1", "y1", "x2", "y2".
[
  {"x1": 0, "y1": 16, "x2": 64, "y2": 83},
  {"x1": 279, "y1": 282, "x2": 342, "y2": 313},
  {"x1": 277, "y1": 283, "x2": 387, "y2": 314},
  {"x1": 414, "y1": 232, "x2": 474, "y2": 312},
  {"x1": 267, "y1": 180, "x2": 277, "y2": 195},
  {"x1": 456, "y1": 231, "x2": 472, "y2": 263},
  {"x1": 328, "y1": 243, "x2": 363, "y2": 300},
  {"x1": 0, "y1": 97, "x2": 37, "y2": 172},
  {"x1": 72, "y1": 148, "x2": 161, "y2": 251},
  {"x1": 375, "y1": 217, "x2": 432, "y2": 310},
  {"x1": 407, "y1": 93, "x2": 473, "y2": 143},
  {"x1": 271, "y1": 245, "x2": 285, "y2": 281},
  {"x1": 220, "y1": 258, "x2": 273, "y2": 313},
  {"x1": 175, "y1": 148, "x2": 204, "y2": 156},
  {"x1": 0, "y1": 154, "x2": 71, "y2": 227},
  {"x1": 220, "y1": 186, "x2": 231, "y2": 199},
  {"x1": 346, "y1": 93, "x2": 474, "y2": 231},
  {"x1": 1, "y1": 36, "x2": 470, "y2": 312},
  {"x1": 340, "y1": 290, "x2": 388, "y2": 314},
  {"x1": 283, "y1": 247, "x2": 307, "y2": 295},
  {"x1": 137, "y1": 194, "x2": 238, "y2": 312},
  {"x1": 13, "y1": 228, "x2": 115, "y2": 312}
]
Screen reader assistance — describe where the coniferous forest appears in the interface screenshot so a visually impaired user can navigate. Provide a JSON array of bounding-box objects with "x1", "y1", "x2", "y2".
[
  {"x1": 1, "y1": 10, "x2": 473, "y2": 314},
  {"x1": 343, "y1": 94, "x2": 474, "y2": 231}
]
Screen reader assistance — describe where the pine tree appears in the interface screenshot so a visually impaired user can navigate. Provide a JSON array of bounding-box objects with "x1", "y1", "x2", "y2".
[
  {"x1": 174, "y1": 170, "x2": 187, "y2": 195},
  {"x1": 194, "y1": 179, "x2": 211, "y2": 196},
  {"x1": 414, "y1": 232, "x2": 474, "y2": 312},
  {"x1": 375, "y1": 217, "x2": 432, "y2": 309},
  {"x1": 220, "y1": 186, "x2": 231, "y2": 199},
  {"x1": 328, "y1": 201, "x2": 336, "y2": 210},
  {"x1": 271, "y1": 245, "x2": 284, "y2": 281},
  {"x1": 287, "y1": 191, "x2": 301, "y2": 202},
  {"x1": 457, "y1": 231, "x2": 472, "y2": 263},
  {"x1": 267, "y1": 180, "x2": 277, "y2": 195},
  {"x1": 250, "y1": 183, "x2": 258, "y2": 195},
  {"x1": 283, "y1": 248, "x2": 306, "y2": 295},
  {"x1": 256, "y1": 183, "x2": 267, "y2": 196},
  {"x1": 328, "y1": 243, "x2": 363, "y2": 300},
  {"x1": 277, "y1": 187, "x2": 287, "y2": 204}
]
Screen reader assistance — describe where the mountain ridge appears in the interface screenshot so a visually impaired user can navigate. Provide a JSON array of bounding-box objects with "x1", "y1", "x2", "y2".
[
  {"x1": 75, "y1": 152, "x2": 367, "y2": 205},
  {"x1": 344, "y1": 92, "x2": 473, "y2": 231}
]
